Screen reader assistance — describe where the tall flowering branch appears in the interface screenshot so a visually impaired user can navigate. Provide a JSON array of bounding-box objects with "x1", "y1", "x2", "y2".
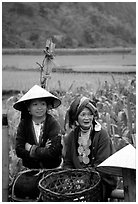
[{"x1": 36, "y1": 38, "x2": 55, "y2": 90}]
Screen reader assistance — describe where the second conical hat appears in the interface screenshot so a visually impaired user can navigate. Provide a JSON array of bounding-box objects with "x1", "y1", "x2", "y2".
[
  {"x1": 96, "y1": 144, "x2": 136, "y2": 176},
  {"x1": 13, "y1": 85, "x2": 61, "y2": 111}
]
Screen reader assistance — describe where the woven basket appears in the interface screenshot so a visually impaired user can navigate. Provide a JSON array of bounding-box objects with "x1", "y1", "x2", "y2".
[
  {"x1": 11, "y1": 168, "x2": 63, "y2": 202},
  {"x1": 39, "y1": 169, "x2": 102, "y2": 202}
]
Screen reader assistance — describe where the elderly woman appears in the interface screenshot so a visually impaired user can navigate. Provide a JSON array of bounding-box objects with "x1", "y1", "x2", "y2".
[
  {"x1": 63, "y1": 96, "x2": 117, "y2": 201},
  {"x1": 13, "y1": 84, "x2": 63, "y2": 169}
]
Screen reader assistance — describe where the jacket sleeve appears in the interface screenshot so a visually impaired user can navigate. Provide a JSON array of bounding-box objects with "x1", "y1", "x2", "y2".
[
  {"x1": 63, "y1": 131, "x2": 75, "y2": 169},
  {"x1": 15, "y1": 119, "x2": 30, "y2": 160},
  {"x1": 30, "y1": 118, "x2": 62, "y2": 160},
  {"x1": 93, "y1": 129, "x2": 113, "y2": 168}
]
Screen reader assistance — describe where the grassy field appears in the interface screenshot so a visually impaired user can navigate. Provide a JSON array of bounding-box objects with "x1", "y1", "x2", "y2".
[
  {"x1": 2, "y1": 52, "x2": 136, "y2": 92},
  {"x1": 2, "y1": 53, "x2": 136, "y2": 71},
  {"x1": 2, "y1": 70, "x2": 135, "y2": 93},
  {"x1": 2, "y1": 52, "x2": 136, "y2": 110},
  {"x1": 2, "y1": 47, "x2": 135, "y2": 55}
]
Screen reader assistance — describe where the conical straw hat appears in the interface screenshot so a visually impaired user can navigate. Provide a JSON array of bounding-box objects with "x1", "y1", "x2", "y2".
[
  {"x1": 96, "y1": 144, "x2": 136, "y2": 176},
  {"x1": 13, "y1": 85, "x2": 61, "y2": 111}
]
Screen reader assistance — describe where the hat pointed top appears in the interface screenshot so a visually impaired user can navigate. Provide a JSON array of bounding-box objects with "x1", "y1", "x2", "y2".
[
  {"x1": 96, "y1": 144, "x2": 136, "y2": 176},
  {"x1": 13, "y1": 85, "x2": 61, "y2": 111}
]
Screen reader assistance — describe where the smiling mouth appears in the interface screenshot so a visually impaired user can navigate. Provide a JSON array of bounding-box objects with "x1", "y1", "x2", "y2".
[
  {"x1": 83, "y1": 121, "x2": 91, "y2": 125},
  {"x1": 36, "y1": 111, "x2": 43, "y2": 114}
]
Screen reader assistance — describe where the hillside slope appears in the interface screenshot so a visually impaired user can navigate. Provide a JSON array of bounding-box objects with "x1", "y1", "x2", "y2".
[{"x1": 2, "y1": 2, "x2": 136, "y2": 48}]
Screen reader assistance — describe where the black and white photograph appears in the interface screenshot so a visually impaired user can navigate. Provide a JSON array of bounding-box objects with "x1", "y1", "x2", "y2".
[{"x1": 2, "y1": 1, "x2": 136, "y2": 202}]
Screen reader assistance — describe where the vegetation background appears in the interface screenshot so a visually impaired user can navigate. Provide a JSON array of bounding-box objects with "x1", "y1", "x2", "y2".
[
  {"x1": 2, "y1": 2, "x2": 136, "y2": 201},
  {"x1": 2, "y1": 2, "x2": 136, "y2": 49}
]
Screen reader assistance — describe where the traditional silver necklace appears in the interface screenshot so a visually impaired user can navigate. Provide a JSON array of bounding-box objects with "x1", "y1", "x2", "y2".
[{"x1": 78, "y1": 128, "x2": 91, "y2": 164}]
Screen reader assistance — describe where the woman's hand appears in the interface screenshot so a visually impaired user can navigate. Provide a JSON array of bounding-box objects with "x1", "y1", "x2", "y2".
[
  {"x1": 25, "y1": 143, "x2": 32, "y2": 151},
  {"x1": 45, "y1": 139, "x2": 51, "y2": 148}
]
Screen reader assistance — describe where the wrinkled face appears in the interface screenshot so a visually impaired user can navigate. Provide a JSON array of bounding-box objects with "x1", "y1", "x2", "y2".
[
  {"x1": 28, "y1": 99, "x2": 47, "y2": 119},
  {"x1": 77, "y1": 107, "x2": 94, "y2": 130}
]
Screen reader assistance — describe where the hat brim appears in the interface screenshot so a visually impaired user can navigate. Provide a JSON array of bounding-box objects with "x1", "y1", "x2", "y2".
[
  {"x1": 13, "y1": 96, "x2": 61, "y2": 111},
  {"x1": 13, "y1": 85, "x2": 61, "y2": 111},
  {"x1": 96, "y1": 144, "x2": 136, "y2": 176}
]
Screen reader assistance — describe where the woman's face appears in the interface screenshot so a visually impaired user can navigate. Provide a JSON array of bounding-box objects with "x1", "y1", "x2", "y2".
[
  {"x1": 28, "y1": 99, "x2": 47, "y2": 119},
  {"x1": 77, "y1": 107, "x2": 94, "y2": 130}
]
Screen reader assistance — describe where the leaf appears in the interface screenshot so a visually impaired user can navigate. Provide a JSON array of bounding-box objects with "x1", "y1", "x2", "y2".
[
  {"x1": 117, "y1": 111, "x2": 123, "y2": 122},
  {"x1": 131, "y1": 134, "x2": 136, "y2": 147},
  {"x1": 96, "y1": 101, "x2": 103, "y2": 110},
  {"x1": 105, "y1": 112, "x2": 111, "y2": 134},
  {"x1": 117, "y1": 111, "x2": 127, "y2": 126},
  {"x1": 129, "y1": 92, "x2": 136, "y2": 104}
]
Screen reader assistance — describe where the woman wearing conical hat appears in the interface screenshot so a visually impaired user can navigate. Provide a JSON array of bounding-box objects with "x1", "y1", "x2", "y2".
[
  {"x1": 13, "y1": 85, "x2": 62, "y2": 169},
  {"x1": 63, "y1": 96, "x2": 117, "y2": 201}
]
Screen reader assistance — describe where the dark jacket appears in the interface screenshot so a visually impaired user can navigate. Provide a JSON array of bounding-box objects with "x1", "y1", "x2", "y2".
[
  {"x1": 63, "y1": 123, "x2": 117, "y2": 200},
  {"x1": 16, "y1": 113, "x2": 62, "y2": 169}
]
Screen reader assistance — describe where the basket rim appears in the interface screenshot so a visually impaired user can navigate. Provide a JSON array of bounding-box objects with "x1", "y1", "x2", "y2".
[
  {"x1": 39, "y1": 169, "x2": 101, "y2": 197},
  {"x1": 11, "y1": 194, "x2": 40, "y2": 202}
]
